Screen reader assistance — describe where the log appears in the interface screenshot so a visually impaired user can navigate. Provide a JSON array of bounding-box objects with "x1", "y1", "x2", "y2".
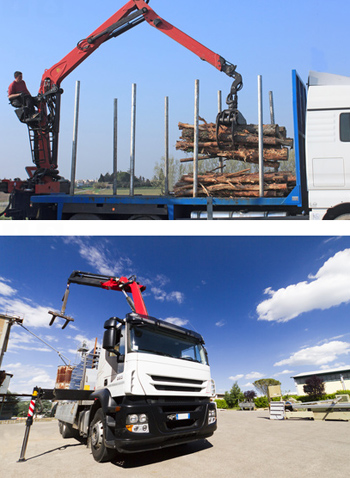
[
  {"x1": 179, "y1": 126, "x2": 292, "y2": 147},
  {"x1": 173, "y1": 170, "x2": 296, "y2": 199},
  {"x1": 176, "y1": 119, "x2": 293, "y2": 168},
  {"x1": 178, "y1": 122, "x2": 285, "y2": 137}
]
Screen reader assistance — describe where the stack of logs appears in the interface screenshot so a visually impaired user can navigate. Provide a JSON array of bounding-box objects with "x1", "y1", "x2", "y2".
[
  {"x1": 173, "y1": 169, "x2": 297, "y2": 198},
  {"x1": 174, "y1": 120, "x2": 296, "y2": 198}
]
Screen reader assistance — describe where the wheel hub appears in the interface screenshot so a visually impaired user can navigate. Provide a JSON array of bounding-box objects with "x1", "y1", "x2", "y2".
[{"x1": 91, "y1": 421, "x2": 104, "y2": 449}]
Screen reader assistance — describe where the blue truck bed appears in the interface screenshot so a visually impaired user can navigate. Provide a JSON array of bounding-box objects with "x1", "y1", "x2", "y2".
[{"x1": 30, "y1": 71, "x2": 307, "y2": 220}]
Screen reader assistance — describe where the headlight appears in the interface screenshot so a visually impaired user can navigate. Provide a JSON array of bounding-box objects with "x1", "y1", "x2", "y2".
[
  {"x1": 139, "y1": 414, "x2": 148, "y2": 423},
  {"x1": 127, "y1": 414, "x2": 139, "y2": 424},
  {"x1": 126, "y1": 413, "x2": 149, "y2": 433},
  {"x1": 208, "y1": 408, "x2": 217, "y2": 425}
]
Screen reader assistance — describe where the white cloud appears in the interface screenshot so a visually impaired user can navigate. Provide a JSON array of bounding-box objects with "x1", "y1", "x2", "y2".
[
  {"x1": 0, "y1": 297, "x2": 53, "y2": 328},
  {"x1": 274, "y1": 369, "x2": 294, "y2": 376},
  {"x1": 6, "y1": 363, "x2": 55, "y2": 394},
  {"x1": 154, "y1": 274, "x2": 170, "y2": 287},
  {"x1": 216, "y1": 320, "x2": 225, "y2": 327},
  {"x1": 274, "y1": 340, "x2": 350, "y2": 367},
  {"x1": 164, "y1": 317, "x2": 189, "y2": 327},
  {"x1": 245, "y1": 371, "x2": 265, "y2": 380},
  {"x1": 72, "y1": 334, "x2": 99, "y2": 352},
  {"x1": 0, "y1": 277, "x2": 16, "y2": 297},
  {"x1": 229, "y1": 374, "x2": 244, "y2": 381},
  {"x1": 62, "y1": 238, "x2": 186, "y2": 307},
  {"x1": 63, "y1": 237, "x2": 132, "y2": 276},
  {"x1": 229, "y1": 372, "x2": 265, "y2": 381},
  {"x1": 151, "y1": 287, "x2": 184, "y2": 304},
  {"x1": 257, "y1": 249, "x2": 350, "y2": 323}
]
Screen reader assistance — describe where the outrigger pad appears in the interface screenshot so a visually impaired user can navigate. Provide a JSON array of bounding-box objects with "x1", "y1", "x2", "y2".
[{"x1": 48, "y1": 310, "x2": 74, "y2": 329}]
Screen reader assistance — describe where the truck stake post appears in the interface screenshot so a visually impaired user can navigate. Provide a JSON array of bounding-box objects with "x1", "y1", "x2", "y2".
[
  {"x1": 18, "y1": 387, "x2": 39, "y2": 462},
  {"x1": 18, "y1": 387, "x2": 55, "y2": 462}
]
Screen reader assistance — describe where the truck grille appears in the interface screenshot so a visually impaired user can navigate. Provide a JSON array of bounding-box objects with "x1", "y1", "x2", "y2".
[
  {"x1": 146, "y1": 396, "x2": 209, "y2": 432},
  {"x1": 150, "y1": 375, "x2": 205, "y2": 393}
]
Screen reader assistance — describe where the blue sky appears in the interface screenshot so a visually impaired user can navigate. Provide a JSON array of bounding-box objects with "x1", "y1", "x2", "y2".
[
  {"x1": 1, "y1": 0, "x2": 350, "y2": 181},
  {"x1": 1, "y1": 235, "x2": 350, "y2": 396}
]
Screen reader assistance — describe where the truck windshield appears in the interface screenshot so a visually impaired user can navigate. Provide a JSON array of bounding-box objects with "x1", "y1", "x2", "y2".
[{"x1": 129, "y1": 325, "x2": 208, "y2": 365}]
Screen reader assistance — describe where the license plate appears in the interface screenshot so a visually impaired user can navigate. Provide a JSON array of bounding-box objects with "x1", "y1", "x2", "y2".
[{"x1": 176, "y1": 413, "x2": 190, "y2": 420}]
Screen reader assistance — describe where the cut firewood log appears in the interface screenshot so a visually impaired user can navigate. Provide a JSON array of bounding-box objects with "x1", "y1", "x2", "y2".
[
  {"x1": 173, "y1": 170, "x2": 296, "y2": 199},
  {"x1": 178, "y1": 122, "x2": 286, "y2": 138},
  {"x1": 176, "y1": 120, "x2": 293, "y2": 169}
]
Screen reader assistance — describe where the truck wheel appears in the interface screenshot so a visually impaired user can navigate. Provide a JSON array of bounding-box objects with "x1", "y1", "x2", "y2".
[
  {"x1": 128, "y1": 214, "x2": 161, "y2": 220},
  {"x1": 334, "y1": 213, "x2": 350, "y2": 220},
  {"x1": 323, "y1": 204, "x2": 350, "y2": 220},
  {"x1": 69, "y1": 214, "x2": 102, "y2": 220},
  {"x1": 90, "y1": 409, "x2": 116, "y2": 463},
  {"x1": 59, "y1": 421, "x2": 78, "y2": 439}
]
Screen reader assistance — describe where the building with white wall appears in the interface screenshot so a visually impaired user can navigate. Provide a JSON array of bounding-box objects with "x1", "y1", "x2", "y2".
[{"x1": 292, "y1": 366, "x2": 350, "y2": 395}]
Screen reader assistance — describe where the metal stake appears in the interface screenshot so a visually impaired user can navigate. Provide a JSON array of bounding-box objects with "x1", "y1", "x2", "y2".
[
  {"x1": 269, "y1": 91, "x2": 275, "y2": 125},
  {"x1": 258, "y1": 75, "x2": 264, "y2": 197},
  {"x1": 70, "y1": 80, "x2": 80, "y2": 196},
  {"x1": 193, "y1": 79, "x2": 199, "y2": 198},
  {"x1": 130, "y1": 83, "x2": 136, "y2": 196},
  {"x1": 217, "y1": 90, "x2": 224, "y2": 173},
  {"x1": 164, "y1": 96, "x2": 169, "y2": 196},
  {"x1": 113, "y1": 98, "x2": 118, "y2": 196},
  {"x1": 217, "y1": 90, "x2": 222, "y2": 114}
]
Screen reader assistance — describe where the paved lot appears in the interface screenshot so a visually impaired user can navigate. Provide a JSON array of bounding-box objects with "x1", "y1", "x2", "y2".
[{"x1": 1, "y1": 410, "x2": 349, "y2": 478}]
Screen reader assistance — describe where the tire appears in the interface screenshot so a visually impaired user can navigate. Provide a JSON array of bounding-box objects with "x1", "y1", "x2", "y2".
[
  {"x1": 322, "y1": 203, "x2": 350, "y2": 220},
  {"x1": 128, "y1": 214, "x2": 161, "y2": 220},
  {"x1": 69, "y1": 214, "x2": 102, "y2": 220},
  {"x1": 90, "y1": 409, "x2": 116, "y2": 463},
  {"x1": 59, "y1": 421, "x2": 78, "y2": 439},
  {"x1": 334, "y1": 213, "x2": 350, "y2": 220}
]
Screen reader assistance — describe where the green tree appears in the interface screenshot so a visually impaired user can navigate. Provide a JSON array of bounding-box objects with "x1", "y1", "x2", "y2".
[
  {"x1": 253, "y1": 379, "x2": 281, "y2": 396},
  {"x1": 224, "y1": 381, "x2": 244, "y2": 408},
  {"x1": 153, "y1": 156, "x2": 179, "y2": 192},
  {"x1": 15, "y1": 399, "x2": 53, "y2": 417}
]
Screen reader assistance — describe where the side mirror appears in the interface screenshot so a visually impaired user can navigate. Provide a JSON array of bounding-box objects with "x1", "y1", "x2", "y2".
[{"x1": 103, "y1": 317, "x2": 122, "y2": 353}]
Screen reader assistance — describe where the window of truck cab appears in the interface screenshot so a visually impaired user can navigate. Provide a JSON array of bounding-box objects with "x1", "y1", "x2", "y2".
[
  {"x1": 340, "y1": 113, "x2": 350, "y2": 142},
  {"x1": 128, "y1": 323, "x2": 208, "y2": 365}
]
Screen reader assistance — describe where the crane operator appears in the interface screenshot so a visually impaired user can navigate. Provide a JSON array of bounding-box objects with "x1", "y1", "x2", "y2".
[{"x1": 8, "y1": 71, "x2": 38, "y2": 120}]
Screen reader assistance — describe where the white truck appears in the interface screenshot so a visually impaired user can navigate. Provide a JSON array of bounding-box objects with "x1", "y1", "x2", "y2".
[
  {"x1": 304, "y1": 71, "x2": 350, "y2": 220},
  {"x1": 51, "y1": 271, "x2": 217, "y2": 463}
]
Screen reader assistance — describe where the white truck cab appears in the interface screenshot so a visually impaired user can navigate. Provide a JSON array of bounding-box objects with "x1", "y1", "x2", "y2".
[
  {"x1": 306, "y1": 71, "x2": 350, "y2": 219},
  {"x1": 56, "y1": 312, "x2": 217, "y2": 463}
]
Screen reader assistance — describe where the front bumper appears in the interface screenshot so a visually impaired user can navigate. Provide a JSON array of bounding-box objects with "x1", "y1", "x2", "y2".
[{"x1": 104, "y1": 396, "x2": 217, "y2": 454}]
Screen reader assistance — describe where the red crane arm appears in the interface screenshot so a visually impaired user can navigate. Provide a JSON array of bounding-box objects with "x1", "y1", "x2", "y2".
[
  {"x1": 39, "y1": 0, "x2": 236, "y2": 93},
  {"x1": 19, "y1": 0, "x2": 241, "y2": 195},
  {"x1": 100, "y1": 276, "x2": 148, "y2": 316},
  {"x1": 133, "y1": 0, "x2": 225, "y2": 72},
  {"x1": 39, "y1": 0, "x2": 139, "y2": 93},
  {"x1": 48, "y1": 271, "x2": 148, "y2": 329}
]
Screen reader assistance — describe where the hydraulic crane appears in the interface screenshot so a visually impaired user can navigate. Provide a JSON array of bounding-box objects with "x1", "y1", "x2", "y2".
[
  {"x1": 4, "y1": 0, "x2": 243, "y2": 196},
  {"x1": 48, "y1": 270, "x2": 148, "y2": 329}
]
